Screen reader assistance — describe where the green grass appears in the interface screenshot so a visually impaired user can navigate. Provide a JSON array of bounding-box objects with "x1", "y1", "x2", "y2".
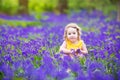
[{"x1": 0, "y1": 19, "x2": 41, "y2": 27}]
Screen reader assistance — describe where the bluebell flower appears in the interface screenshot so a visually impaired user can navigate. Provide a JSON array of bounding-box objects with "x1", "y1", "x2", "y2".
[
  {"x1": 89, "y1": 70, "x2": 105, "y2": 80},
  {"x1": 24, "y1": 62, "x2": 35, "y2": 78},
  {"x1": 61, "y1": 60, "x2": 69, "y2": 69},
  {"x1": 30, "y1": 67, "x2": 46, "y2": 80},
  {"x1": 55, "y1": 70, "x2": 68, "y2": 80},
  {"x1": 13, "y1": 61, "x2": 21, "y2": 70},
  {"x1": 87, "y1": 61, "x2": 105, "y2": 74},
  {"x1": 76, "y1": 49, "x2": 81, "y2": 54},
  {"x1": 0, "y1": 64, "x2": 14, "y2": 79},
  {"x1": 117, "y1": 70, "x2": 120, "y2": 80},
  {"x1": 104, "y1": 74, "x2": 114, "y2": 80},
  {"x1": 63, "y1": 56, "x2": 72, "y2": 62},
  {"x1": 54, "y1": 53, "x2": 61, "y2": 59},
  {"x1": 69, "y1": 62, "x2": 81, "y2": 72}
]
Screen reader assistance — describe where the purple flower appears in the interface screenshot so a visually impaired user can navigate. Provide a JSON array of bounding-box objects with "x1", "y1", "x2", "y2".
[
  {"x1": 55, "y1": 70, "x2": 68, "y2": 80},
  {"x1": 54, "y1": 53, "x2": 61, "y2": 59},
  {"x1": 71, "y1": 49, "x2": 75, "y2": 54},
  {"x1": 0, "y1": 10, "x2": 120, "y2": 80},
  {"x1": 61, "y1": 60, "x2": 69, "y2": 69},
  {"x1": 69, "y1": 62, "x2": 81, "y2": 72},
  {"x1": 76, "y1": 49, "x2": 81, "y2": 54},
  {"x1": 116, "y1": 70, "x2": 120, "y2": 80},
  {"x1": 0, "y1": 64, "x2": 14, "y2": 79},
  {"x1": 87, "y1": 61, "x2": 105, "y2": 73},
  {"x1": 25, "y1": 64, "x2": 34, "y2": 77},
  {"x1": 104, "y1": 74, "x2": 114, "y2": 80},
  {"x1": 89, "y1": 70, "x2": 105, "y2": 80},
  {"x1": 30, "y1": 67, "x2": 46, "y2": 80}
]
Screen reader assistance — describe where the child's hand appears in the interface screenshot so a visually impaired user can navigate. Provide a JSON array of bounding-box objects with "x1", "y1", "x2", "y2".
[
  {"x1": 75, "y1": 49, "x2": 81, "y2": 54},
  {"x1": 70, "y1": 49, "x2": 82, "y2": 56},
  {"x1": 70, "y1": 49, "x2": 75, "y2": 54}
]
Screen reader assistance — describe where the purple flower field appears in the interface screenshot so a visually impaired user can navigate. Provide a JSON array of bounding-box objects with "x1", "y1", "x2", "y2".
[{"x1": 0, "y1": 10, "x2": 120, "y2": 80}]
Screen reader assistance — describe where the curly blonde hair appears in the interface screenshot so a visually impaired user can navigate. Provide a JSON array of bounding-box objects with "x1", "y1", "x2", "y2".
[{"x1": 63, "y1": 23, "x2": 82, "y2": 40}]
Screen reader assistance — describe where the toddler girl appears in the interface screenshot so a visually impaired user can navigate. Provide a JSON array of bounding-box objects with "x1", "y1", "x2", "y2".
[{"x1": 59, "y1": 23, "x2": 88, "y2": 58}]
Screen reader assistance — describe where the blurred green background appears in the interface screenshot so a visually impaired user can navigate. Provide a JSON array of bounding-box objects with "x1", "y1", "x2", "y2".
[
  {"x1": 0, "y1": 0, "x2": 120, "y2": 27},
  {"x1": 0, "y1": 0, "x2": 118, "y2": 15}
]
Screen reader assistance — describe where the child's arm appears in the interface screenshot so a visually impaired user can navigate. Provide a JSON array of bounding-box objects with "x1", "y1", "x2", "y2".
[
  {"x1": 81, "y1": 41, "x2": 88, "y2": 54},
  {"x1": 59, "y1": 41, "x2": 72, "y2": 54}
]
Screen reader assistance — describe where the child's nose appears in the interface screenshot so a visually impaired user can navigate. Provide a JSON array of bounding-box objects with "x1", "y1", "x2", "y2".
[
  {"x1": 70, "y1": 35, "x2": 74, "y2": 38},
  {"x1": 71, "y1": 34, "x2": 74, "y2": 36}
]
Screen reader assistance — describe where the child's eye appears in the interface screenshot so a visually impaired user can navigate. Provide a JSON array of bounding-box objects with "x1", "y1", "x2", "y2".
[{"x1": 68, "y1": 33, "x2": 71, "y2": 35}]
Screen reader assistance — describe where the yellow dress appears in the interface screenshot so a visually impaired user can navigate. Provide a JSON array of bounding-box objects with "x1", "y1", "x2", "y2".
[{"x1": 66, "y1": 39, "x2": 83, "y2": 50}]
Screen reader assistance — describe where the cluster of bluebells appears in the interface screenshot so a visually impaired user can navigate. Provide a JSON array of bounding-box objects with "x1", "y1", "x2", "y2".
[{"x1": 0, "y1": 10, "x2": 120, "y2": 80}]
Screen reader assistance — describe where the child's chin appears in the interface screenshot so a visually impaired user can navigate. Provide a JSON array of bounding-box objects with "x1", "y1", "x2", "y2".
[{"x1": 70, "y1": 40, "x2": 76, "y2": 43}]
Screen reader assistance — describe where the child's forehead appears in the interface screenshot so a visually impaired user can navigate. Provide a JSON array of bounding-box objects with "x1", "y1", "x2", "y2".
[{"x1": 67, "y1": 27, "x2": 77, "y2": 32}]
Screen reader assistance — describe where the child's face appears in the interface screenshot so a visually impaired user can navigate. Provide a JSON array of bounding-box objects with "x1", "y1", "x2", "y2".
[{"x1": 67, "y1": 27, "x2": 78, "y2": 43}]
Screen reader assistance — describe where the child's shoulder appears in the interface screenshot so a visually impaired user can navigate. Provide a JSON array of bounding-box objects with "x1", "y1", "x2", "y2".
[
  {"x1": 80, "y1": 39, "x2": 84, "y2": 42},
  {"x1": 80, "y1": 39, "x2": 85, "y2": 44},
  {"x1": 62, "y1": 41, "x2": 67, "y2": 44}
]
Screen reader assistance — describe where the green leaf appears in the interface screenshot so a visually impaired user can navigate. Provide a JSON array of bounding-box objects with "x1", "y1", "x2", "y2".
[{"x1": 110, "y1": 53, "x2": 115, "y2": 58}]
